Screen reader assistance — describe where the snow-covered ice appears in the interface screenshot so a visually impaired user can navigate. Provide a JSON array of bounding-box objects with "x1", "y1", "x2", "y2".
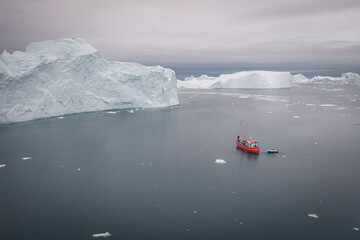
[
  {"x1": 0, "y1": 164, "x2": 6, "y2": 168},
  {"x1": 22, "y1": 157, "x2": 32, "y2": 160},
  {"x1": 0, "y1": 37, "x2": 178, "y2": 124},
  {"x1": 354, "y1": 227, "x2": 359, "y2": 231},
  {"x1": 308, "y1": 214, "x2": 319, "y2": 219},
  {"x1": 92, "y1": 232, "x2": 111, "y2": 238},
  {"x1": 178, "y1": 71, "x2": 291, "y2": 89},
  {"x1": 215, "y1": 159, "x2": 227, "y2": 164},
  {"x1": 106, "y1": 111, "x2": 117, "y2": 114}
]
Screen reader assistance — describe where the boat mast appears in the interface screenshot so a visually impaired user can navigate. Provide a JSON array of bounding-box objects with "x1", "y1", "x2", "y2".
[{"x1": 241, "y1": 121, "x2": 243, "y2": 142}]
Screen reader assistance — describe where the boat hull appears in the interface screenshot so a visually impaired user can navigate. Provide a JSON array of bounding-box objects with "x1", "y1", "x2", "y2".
[{"x1": 236, "y1": 140, "x2": 260, "y2": 153}]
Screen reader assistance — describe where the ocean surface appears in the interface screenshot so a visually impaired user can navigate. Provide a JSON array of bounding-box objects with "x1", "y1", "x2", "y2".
[{"x1": 0, "y1": 84, "x2": 360, "y2": 240}]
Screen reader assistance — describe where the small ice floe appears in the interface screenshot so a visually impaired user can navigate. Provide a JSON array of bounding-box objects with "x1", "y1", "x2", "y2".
[
  {"x1": 22, "y1": 157, "x2": 32, "y2": 160},
  {"x1": 186, "y1": 229, "x2": 190, "y2": 232},
  {"x1": 314, "y1": 142, "x2": 318, "y2": 145},
  {"x1": 193, "y1": 210, "x2": 197, "y2": 214},
  {"x1": 92, "y1": 232, "x2": 111, "y2": 238},
  {"x1": 337, "y1": 107, "x2": 347, "y2": 110},
  {"x1": 354, "y1": 227, "x2": 359, "y2": 231},
  {"x1": 293, "y1": 116, "x2": 300, "y2": 119},
  {"x1": 0, "y1": 164, "x2": 6, "y2": 168},
  {"x1": 320, "y1": 104, "x2": 336, "y2": 107},
  {"x1": 282, "y1": 155, "x2": 286, "y2": 158},
  {"x1": 308, "y1": 214, "x2": 319, "y2": 219},
  {"x1": 106, "y1": 111, "x2": 117, "y2": 114},
  {"x1": 306, "y1": 103, "x2": 316, "y2": 106},
  {"x1": 77, "y1": 168, "x2": 81, "y2": 171},
  {"x1": 61, "y1": 165, "x2": 64, "y2": 168},
  {"x1": 288, "y1": 110, "x2": 292, "y2": 113},
  {"x1": 127, "y1": 109, "x2": 134, "y2": 113},
  {"x1": 268, "y1": 111, "x2": 273, "y2": 114},
  {"x1": 215, "y1": 159, "x2": 227, "y2": 164},
  {"x1": 57, "y1": 116, "x2": 64, "y2": 119}
]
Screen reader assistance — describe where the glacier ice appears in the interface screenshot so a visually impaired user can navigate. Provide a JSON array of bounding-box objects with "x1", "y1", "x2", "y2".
[
  {"x1": 178, "y1": 71, "x2": 291, "y2": 89},
  {"x1": 0, "y1": 37, "x2": 178, "y2": 124},
  {"x1": 177, "y1": 71, "x2": 360, "y2": 89}
]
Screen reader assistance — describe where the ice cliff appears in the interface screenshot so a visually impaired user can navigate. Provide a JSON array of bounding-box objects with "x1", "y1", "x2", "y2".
[
  {"x1": 0, "y1": 37, "x2": 178, "y2": 124},
  {"x1": 177, "y1": 71, "x2": 291, "y2": 89}
]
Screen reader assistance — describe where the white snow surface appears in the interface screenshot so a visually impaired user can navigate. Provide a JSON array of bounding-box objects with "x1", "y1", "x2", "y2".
[
  {"x1": 0, "y1": 37, "x2": 178, "y2": 124},
  {"x1": 177, "y1": 71, "x2": 360, "y2": 89},
  {"x1": 178, "y1": 71, "x2": 291, "y2": 89},
  {"x1": 92, "y1": 232, "x2": 111, "y2": 238}
]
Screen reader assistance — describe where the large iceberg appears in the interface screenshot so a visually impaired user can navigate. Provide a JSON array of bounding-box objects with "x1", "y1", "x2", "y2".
[
  {"x1": 178, "y1": 71, "x2": 360, "y2": 89},
  {"x1": 0, "y1": 37, "x2": 178, "y2": 124},
  {"x1": 178, "y1": 71, "x2": 291, "y2": 89}
]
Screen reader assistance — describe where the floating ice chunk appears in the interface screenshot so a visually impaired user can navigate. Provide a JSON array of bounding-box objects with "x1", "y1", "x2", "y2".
[
  {"x1": 215, "y1": 159, "x2": 227, "y2": 164},
  {"x1": 22, "y1": 157, "x2": 32, "y2": 160},
  {"x1": 92, "y1": 232, "x2": 111, "y2": 238},
  {"x1": 308, "y1": 214, "x2": 319, "y2": 219},
  {"x1": 314, "y1": 142, "x2": 318, "y2": 145},
  {"x1": 320, "y1": 104, "x2": 336, "y2": 107},
  {"x1": 193, "y1": 210, "x2": 197, "y2": 213},
  {"x1": 77, "y1": 168, "x2": 81, "y2": 171},
  {"x1": 293, "y1": 116, "x2": 300, "y2": 118},
  {"x1": 268, "y1": 111, "x2": 273, "y2": 114},
  {"x1": 127, "y1": 109, "x2": 134, "y2": 113},
  {"x1": 106, "y1": 111, "x2": 117, "y2": 114},
  {"x1": 57, "y1": 116, "x2": 64, "y2": 119},
  {"x1": 0, "y1": 164, "x2": 6, "y2": 168},
  {"x1": 354, "y1": 227, "x2": 359, "y2": 231}
]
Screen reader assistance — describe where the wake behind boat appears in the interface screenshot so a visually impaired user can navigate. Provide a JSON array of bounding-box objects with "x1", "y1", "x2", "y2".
[{"x1": 236, "y1": 121, "x2": 260, "y2": 154}]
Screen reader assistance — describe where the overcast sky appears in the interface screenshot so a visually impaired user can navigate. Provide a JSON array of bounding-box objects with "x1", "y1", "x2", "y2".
[{"x1": 1, "y1": 0, "x2": 359, "y2": 69}]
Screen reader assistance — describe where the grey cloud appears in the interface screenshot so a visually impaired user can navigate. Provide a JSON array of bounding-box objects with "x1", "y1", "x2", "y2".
[{"x1": 0, "y1": 0, "x2": 359, "y2": 70}]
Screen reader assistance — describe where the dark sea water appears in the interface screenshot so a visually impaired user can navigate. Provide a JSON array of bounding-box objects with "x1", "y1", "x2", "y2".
[{"x1": 0, "y1": 84, "x2": 360, "y2": 240}]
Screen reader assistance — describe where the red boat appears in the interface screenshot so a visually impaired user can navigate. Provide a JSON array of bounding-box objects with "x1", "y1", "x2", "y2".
[
  {"x1": 236, "y1": 139, "x2": 260, "y2": 153},
  {"x1": 236, "y1": 121, "x2": 260, "y2": 154}
]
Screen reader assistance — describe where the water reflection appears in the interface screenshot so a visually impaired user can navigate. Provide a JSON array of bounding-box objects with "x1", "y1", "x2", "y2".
[{"x1": 236, "y1": 147, "x2": 259, "y2": 161}]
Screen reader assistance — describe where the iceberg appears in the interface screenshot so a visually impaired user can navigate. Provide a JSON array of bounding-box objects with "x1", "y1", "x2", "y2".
[
  {"x1": 300, "y1": 72, "x2": 360, "y2": 84},
  {"x1": 92, "y1": 232, "x2": 111, "y2": 238},
  {"x1": 178, "y1": 71, "x2": 291, "y2": 89},
  {"x1": 291, "y1": 73, "x2": 310, "y2": 84},
  {"x1": 0, "y1": 37, "x2": 178, "y2": 124},
  {"x1": 177, "y1": 71, "x2": 360, "y2": 89}
]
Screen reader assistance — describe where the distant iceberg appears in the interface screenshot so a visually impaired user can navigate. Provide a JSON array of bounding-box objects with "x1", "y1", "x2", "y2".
[
  {"x1": 178, "y1": 71, "x2": 291, "y2": 89},
  {"x1": 0, "y1": 37, "x2": 178, "y2": 124},
  {"x1": 178, "y1": 71, "x2": 360, "y2": 89}
]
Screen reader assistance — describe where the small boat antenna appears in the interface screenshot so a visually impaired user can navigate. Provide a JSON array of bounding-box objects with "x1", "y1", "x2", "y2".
[{"x1": 249, "y1": 128, "x2": 252, "y2": 139}]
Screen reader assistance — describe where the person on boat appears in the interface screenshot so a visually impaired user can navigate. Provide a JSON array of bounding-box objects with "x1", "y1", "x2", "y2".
[{"x1": 237, "y1": 136, "x2": 240, "y2": 142}]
